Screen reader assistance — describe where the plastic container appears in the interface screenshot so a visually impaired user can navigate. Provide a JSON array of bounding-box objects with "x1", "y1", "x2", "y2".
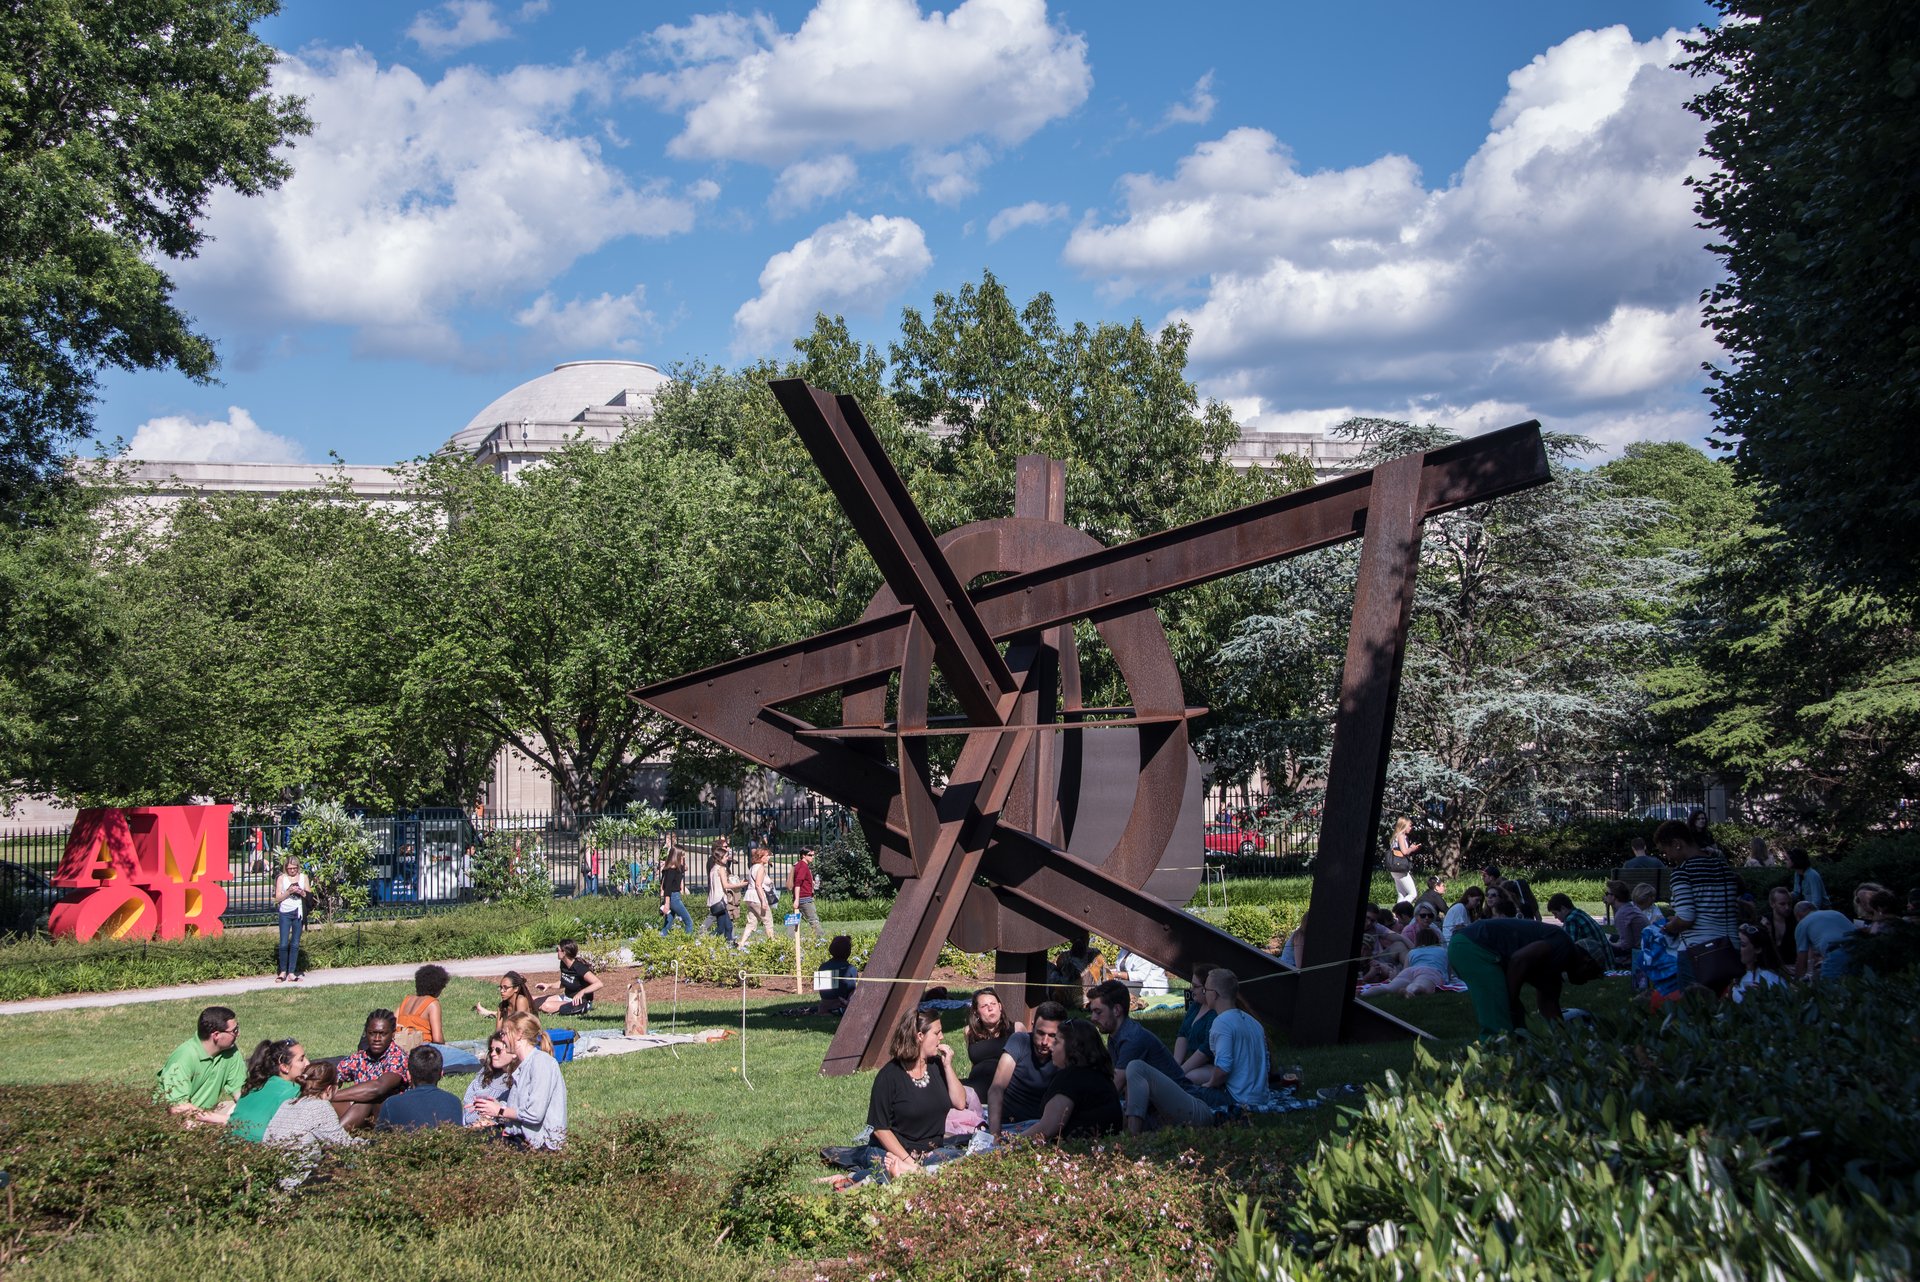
[{"x1": 548, "y1": 1029, "x2": 576, "y2": 1063}]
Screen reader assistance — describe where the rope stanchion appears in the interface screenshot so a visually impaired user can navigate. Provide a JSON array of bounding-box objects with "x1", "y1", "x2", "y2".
[{"x1": 738, "y1": 970, "x2": 754, "y2": 1090}]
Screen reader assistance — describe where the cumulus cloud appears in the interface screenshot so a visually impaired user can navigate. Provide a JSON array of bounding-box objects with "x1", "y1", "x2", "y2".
[
  {"x1": 1160, "y1": 71, "x2": 1216, "y2": 127},
  {"x1": 733, "y1": 213, "x2": 932, "y2": 351},
  {"x1": 1064, "y1": 26, "x2": 1720, "y2": 436},
  {"x1": 637, "y1": 0, "x2": 1090, "y2": 182},
  {"x1": 986, "y1": 200, "x2": 1069, "y2": 241},
  {"x1": 178, "y1": 49, "x2": 693, "y2": 362},
  {"x1": 407, "y1": 1, "x2": 510, "y2": 56},
  {"x1": 514, "y1": 287, "x2": 654, "y2": 354},
  {"x1": 770, "y1": 154, "x2": 858, "y2": 214},
  {"x1": 124, "y1": 407, "x2": 305, "y2": 464}
]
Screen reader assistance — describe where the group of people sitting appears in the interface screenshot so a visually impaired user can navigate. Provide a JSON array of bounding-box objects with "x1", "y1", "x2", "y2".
[
  {"x1": 824, "y1": 970, "x2": 1272, "y2": 1186},
  {"x1": 155, "y1": 960, "x2": 574, "y2": 1159}
]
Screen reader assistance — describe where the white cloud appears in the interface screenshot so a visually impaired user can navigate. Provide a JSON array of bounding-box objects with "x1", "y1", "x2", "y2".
[
  {"x1": 637, "y1": 0, "x2": 1090, "y2": 179},
  {"x1": 407, "y1": 1, "x2": 510, "y2": 56},
  {"x1": 686, "y1": 177, "x2": 722, "y2": 202},
  {"x1": 125, "y1": 407, "x2": 305, "y2": 464},
  {"x1": 771, "y1": 154, "x2": 858, "y2": 214},
  {"x1": 909, "y1": 145, "x2": 988, "y2": 203},
  {"x1": 1160, "y1": 71, "x2": 1216, "y2": 127},
  {"x1": 1064, "y1": 26, "x2": 1720, "y2": 434},
  {"x1": 733, "y1": 213, "x2": 932, "y2": 351},
  {"x1": 986, "y1": 200, "x2": 1069, "y2": 241},
  {"x1": 179, "y1": 49, "x2": 694, "y2": 362},
  {"x1": 514, "y1": 287, "x2": 654, "y2": 354}
]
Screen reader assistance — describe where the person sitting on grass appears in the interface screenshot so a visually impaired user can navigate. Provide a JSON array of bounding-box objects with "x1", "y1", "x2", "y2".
[
  {"x1": 852, "y1": 1010, "x2": 968, "y2": 1183},
  {"x1": 395, "y1": 963, "x2": 449, "y2": 1049},
  {"x1": 1441, "y1": 887, "x2": 1484, "y2": 943},
  {"x1": 156, "y1": 1005, "x2": 247, "y2": 1125},
  {"x1": 1173, "y1": 961, "x2": 1218, "y2": 1082},
  {"x1": 1360, "y1": 914, "x2": 1411, "y2": 983},
  {"x1": 1605, "y1": 880, "x2": 1648, "y2": 964},
  {"x1": 986, "y1": 1001, "x2": 1065, "y2": 1136},
  {"x1": 533, "y1": 940, "x2": 602, "y2": 1016},
  {"x1": 1122, "y1": 968, "x2": 1269, "y2": 1133},
  {"x1": 1024, "y1": 1019, "x2": 1123, "y2": 1143},
  {"x1": 1279, "y1": 913, "x2": 1308, "y2": 967},
  {"x1": 1549, "y1": 893, "x2": 1612, "y2": 968},
  {"x1": 261, "y1": 1062, "x2": 362, "y2": 1154},
  {"x1": 1730, "y1": 923, "x2": 1789, "y2": 1003},
  {"x1": 818, "y1": 935, "x2": 861, "y2": 1014},
  {"x1": 228, "y1": 1038, "x2": 309, "y2": 1142},
  {"x1": 1417, "y1": 876, "x2": 1450, "y2": 918},
  {"x1": 378, "y1": 1045, "x2": 465, "y2": 1130},
  {"x1": 462, "y1": 1032, "x2": 517, "y2": 1126},
  {"x1": 332, "y1": 1010, "x2": 411, "y2": 1129},
  {"x1": 1793, "y1": 904, "x2": 1860, "y2": 979},
  {"x1": 472, "y1": 1012, "x2": 568, "y2": 1150},
  {"x1": 1447, "y1": 917, "x2": 1602, "y2": 1036},
  {"x1": 478, "y1": 971, "x2": 537, "y2": 1031},
  {"x1": 1088, "y1": 978, "x2": 1186, "y2": 1106},
  {"x1": 1391, "y1": 901, "x2": 1417, "y2": 941},
  {"x1": 960, "y1": 987, "x2": 1020, "y2": 1104},
  {"x1": 1483, "y1": 866, "x2": 1540, "y2": 920},
  {"x1": 1373, "y1": 927, "x2": 1451, "y2": 997}
]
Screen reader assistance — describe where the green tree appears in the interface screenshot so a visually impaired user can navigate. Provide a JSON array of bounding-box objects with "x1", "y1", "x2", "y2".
[
  {"x1": 1684, "y1": 2, "x2": 1920, "y2": 602},
  {"x1": 286, "y1": 796, "x2": 372, "y2": 921},
  {"x1": 1596, "y1": 441, "x2": 1754, "y2": 560},
  {"x1": 1214, "y1": 421, "x2": 1686, "y2": 874},
  {"x1": 0, "y1": 0, "x2": 310, "y2": 511},
  {"x1": 410, "y1": 431, "x2": 760, "y2": 819},
  {"x1": 44, "y1": 482, "x2": 483, "y2": 809}
]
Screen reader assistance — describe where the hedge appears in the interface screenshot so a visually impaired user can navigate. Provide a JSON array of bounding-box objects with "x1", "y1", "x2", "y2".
[{"x1": 1214, "y1": 977, "x2": 1920, "y2": 1280}]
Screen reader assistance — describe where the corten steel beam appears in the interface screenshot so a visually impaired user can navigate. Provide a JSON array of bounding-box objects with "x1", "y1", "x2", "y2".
[
  {"x1": 771, "y1": 379, "x2": 1016, "y2": 725},
  {"x1": 634, "y1": 422, "x2": 1549, "y2": 730},
  {"x1": 1295, "y1": 452, "x2": 1430, "y2": 1045}
]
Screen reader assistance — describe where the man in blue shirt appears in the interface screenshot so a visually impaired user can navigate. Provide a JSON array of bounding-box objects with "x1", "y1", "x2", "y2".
[
  {"x1": 1117, "y1": 967, "x2": 1270, "y2": 1132},
  {"x1": 1088, "y1": 978, "x2": 1186, "y2": 1098},
  {"x1": 376, "y1": 1045, "x2": 464, "y2": 1130}
]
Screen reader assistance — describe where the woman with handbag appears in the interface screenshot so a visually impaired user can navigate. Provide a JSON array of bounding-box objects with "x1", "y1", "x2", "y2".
[
  {"x1": 706, "y1": 843, "x2": 744, "y2": 945},
  {"x1": 272, "y1": 858, "x2": 312, "y2": 982},
  {"x1": 736, "y1": 844, "x2": 782, "y2": 949},
  {"x1": 1654, "y1": 820, "x2": 1745, "y2": 994}
]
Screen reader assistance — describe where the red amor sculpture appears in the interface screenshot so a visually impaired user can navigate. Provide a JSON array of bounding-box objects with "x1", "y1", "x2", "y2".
[{"x1": 49, "y1": 805, "x2": 234, "y2": 941}]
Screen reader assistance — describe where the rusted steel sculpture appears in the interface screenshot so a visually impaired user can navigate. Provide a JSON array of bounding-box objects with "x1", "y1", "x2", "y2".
[{"x1": 636, "y1": 379, "x2": 1550, "y2": 1074}]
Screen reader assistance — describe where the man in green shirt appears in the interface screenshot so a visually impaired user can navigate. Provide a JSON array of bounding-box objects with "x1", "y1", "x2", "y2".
[{"x1": 156, "y1": 1006, "x2": 246, "y2": 1124}]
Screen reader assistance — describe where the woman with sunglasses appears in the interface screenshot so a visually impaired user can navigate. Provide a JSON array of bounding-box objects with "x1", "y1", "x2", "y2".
[
  {"x1": 1403, "y1": 901, "x2": 1441, "y2": 943},
  {"x1": 462, "y1": 1032, "x2": 517, "y2": 1126}
]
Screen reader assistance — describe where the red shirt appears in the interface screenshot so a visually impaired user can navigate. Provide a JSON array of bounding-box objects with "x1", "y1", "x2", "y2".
[
  {"x1": 339, "y1": 1041, "x2": 411, "y2": 1085},
  {"x1": 792, "y1": 860, "x2": 815, "y2": 899}
]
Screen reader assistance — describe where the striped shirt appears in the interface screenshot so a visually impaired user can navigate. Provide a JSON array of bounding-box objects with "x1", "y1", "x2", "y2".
[{"x1": 1668, "y1": 856, "x2": 1742, "y2": 947}]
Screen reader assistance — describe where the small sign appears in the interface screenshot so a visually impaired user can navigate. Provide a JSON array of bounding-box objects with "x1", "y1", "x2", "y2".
[{"x1": 785, "y1": 912, "x2": 803, "y2": 927}]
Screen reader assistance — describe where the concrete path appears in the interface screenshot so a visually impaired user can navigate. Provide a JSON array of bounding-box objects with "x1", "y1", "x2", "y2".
[{"x1": 0, "y1": 952, "x2": 555, "y2": 1017}]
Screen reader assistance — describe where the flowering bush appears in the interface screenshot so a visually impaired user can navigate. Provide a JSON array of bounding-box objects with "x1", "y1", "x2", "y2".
[{"x1": 286, "y1": 798, "x2": 374, "y2": 920}]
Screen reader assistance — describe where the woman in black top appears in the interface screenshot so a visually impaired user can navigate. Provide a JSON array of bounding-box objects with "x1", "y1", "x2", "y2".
[
  {"x1": 1029, "y1": 1020, "x2": 1123, "y2": 1142},
  {"x1": 962, "y1": 987, "x2": 1019, "y2": 1098},
  {"x1": 864, "y1": 1010, "x2": 965, "y2": 1181},
  {"x1": 658, "y1": 839, "x2": 694, "y2": 935}
]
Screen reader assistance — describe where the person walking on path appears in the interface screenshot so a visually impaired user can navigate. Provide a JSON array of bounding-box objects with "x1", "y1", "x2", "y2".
[
  {"x1": 706, "y1": 841, "x2": 744, "y2": 944},
  {"x1": 273, "y1": 858, "x2": 311, "y2": 982},
  {"x1": 736, "y1": 844, "x2": 783, "y2": 948},
  {"x1": 791, "y1": 847, "x2": 825, "y2": 942},
  {"x1": 658, "y1": 837, "x2": 695, "y2": 935}
]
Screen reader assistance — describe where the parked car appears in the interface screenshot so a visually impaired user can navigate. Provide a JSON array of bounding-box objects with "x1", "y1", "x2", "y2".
[
  {"x1": 1204, "y1": 821, "x2": 1267, "y2": 857},
  {"x1": 0, "y1": 860, "x2": 58, "y2": 932}
]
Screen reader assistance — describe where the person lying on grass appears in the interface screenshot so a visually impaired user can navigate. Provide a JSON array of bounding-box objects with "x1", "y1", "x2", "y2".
[{"x1": 155, "y1": 1005, "x2": 246, "y2": 1126}]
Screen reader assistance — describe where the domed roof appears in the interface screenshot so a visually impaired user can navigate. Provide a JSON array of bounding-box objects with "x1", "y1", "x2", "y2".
[{"x1": 445, "y1": 360, "x2": 669, "y2": 455}]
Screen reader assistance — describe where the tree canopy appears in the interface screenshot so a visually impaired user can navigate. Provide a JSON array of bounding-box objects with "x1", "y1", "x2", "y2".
[
  {"x1": 1684, "y1": 1, "x2": 1920, "y2": 603},
  {"x1": 0, "y1": 0, "x2": 309, "y2": 511}
]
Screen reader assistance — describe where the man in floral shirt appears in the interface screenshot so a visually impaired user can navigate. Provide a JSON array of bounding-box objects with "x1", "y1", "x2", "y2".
[{"x1": 334, "y1": 1009, "x2": 410, "y2": 1128}]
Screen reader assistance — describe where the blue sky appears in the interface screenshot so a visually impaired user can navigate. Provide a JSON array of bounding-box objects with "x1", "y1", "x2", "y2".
[{"x1": 97, "y1": 0, "x2": 1719, "y2": 468}]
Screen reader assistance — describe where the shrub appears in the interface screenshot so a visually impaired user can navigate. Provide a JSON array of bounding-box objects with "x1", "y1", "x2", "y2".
[
  {"x1": 1214, "y1": 978, "x2": 1920, "y2": 1280},
  {"x1": 1221, "y1": 904, "x2": 1277, "y2": 945},
  {"x1": 814, "y1": 822, "x2": 892, "y2": 900},
  {"x1": 286, "y1": 798, "x2": 374, "y2": 921},
  {"x1": 714, "y1": 1139, "x2": 866, "y2": 1254},
  {"x1": 1820, "y1": 830, "x2": 1920, "y2": 911},
  {"x1": 471, "y1": 828, "x2": 555, "y2": 907},
  {"x1": 821, "y1": 1144, "x2": 1231, "y2": 1281}
]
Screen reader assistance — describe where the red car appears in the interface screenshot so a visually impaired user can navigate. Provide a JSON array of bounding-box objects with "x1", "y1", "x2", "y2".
[{"x1": 1204, "y1": 821, "x2": 1267, "y2": 857}]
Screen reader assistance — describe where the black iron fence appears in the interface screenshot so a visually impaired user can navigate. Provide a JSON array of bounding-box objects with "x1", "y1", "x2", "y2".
[{"x1": 0, "y1": 776, "x2": 1717, "y2": 926}]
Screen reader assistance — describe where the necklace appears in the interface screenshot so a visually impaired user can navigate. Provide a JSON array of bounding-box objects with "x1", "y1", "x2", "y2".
[{"x1": 908, "y1": 1063, "x2": 930, "y2": 1088}]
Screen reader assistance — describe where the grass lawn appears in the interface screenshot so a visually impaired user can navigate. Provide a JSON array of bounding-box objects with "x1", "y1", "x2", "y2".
[{"x1": 0, "y1": 972, "x2": 1594, "y2": 1172}]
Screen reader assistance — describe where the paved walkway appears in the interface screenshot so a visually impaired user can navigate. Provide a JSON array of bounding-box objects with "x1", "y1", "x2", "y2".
[{"x1": 0, "y1": 952, "x2": 555, "y2": 1017}]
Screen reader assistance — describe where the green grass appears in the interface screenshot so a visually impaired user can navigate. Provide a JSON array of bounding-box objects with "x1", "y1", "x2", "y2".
[{"x1": 0, "y1": 971, "x2": 1612, "y2": 1172}]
